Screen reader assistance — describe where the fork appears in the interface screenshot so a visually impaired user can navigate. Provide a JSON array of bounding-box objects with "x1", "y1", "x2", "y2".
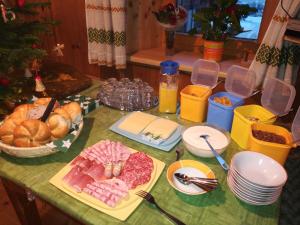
[{"x1": 136, "y1": 190, "x2": 186, "y2": 225}]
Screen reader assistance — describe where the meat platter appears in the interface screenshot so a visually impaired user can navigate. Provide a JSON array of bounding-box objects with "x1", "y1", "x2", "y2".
[{"x1": 50, "y1": 139, "x2": 165, "y2": 221}]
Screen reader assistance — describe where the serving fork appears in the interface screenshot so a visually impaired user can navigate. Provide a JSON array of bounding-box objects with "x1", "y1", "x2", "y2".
[{"x1": 136, "y1": 190, "x2": 186, "y2": 225}]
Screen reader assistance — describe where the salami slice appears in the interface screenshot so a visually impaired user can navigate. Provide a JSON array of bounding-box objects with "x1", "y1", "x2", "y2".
[{"x1": 118, "y1": 152, "x2": 153, "y2": 189}]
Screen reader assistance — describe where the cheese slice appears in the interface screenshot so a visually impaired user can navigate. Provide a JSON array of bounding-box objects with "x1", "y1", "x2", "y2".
[
  {"x1": 142, "y1": 118, "x2": 178, "y2": 140},
  {"x1": 118, "y1": 112, "x2": 157, "y2": 134}
]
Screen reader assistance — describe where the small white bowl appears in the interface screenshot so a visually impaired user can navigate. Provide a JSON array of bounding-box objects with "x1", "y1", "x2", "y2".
[
  {"x1": 182, "y1": 125, "x2": 230, "y2": 158},
  {"x1": 231, "y1": 151, "x2": 287, "y2": 187}
]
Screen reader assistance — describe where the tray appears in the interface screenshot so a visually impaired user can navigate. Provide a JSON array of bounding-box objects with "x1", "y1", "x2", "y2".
[
  {"x1": 50, "y1": 147, "x2": 165, "y2": 221},
  {"x1": 109, "y1": 113, "x2": 183, "y2": 151}
]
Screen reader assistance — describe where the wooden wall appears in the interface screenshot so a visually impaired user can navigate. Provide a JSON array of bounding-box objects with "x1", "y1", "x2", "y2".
[{"x1": 37, "y1": 0, "x2": 279, "y2": 78}]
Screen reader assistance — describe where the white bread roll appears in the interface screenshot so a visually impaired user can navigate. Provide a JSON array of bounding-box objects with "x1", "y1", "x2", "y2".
[
  {"x1": 62, "y1": 102, "x2": 82, "y2": 124},
  {"x1": 13, "y1": 119, "x2": 51, "y2": 147},
  {"x1": 54, "y1": 107, "x2": 72, "y2": 129},
  {"x1": 0, "y1": 118, "x2": 23, "y2": 145},
  {"x1": 7, "y1": 104, "x2": 35, "y2": 122},
  {"x1": 46, "y1": 113, "x2": 69, "y2": 140},
  {"x1": 34, "y1": 98, "x2": 60, "y2": 109},
  {"x1": 13, "y1": 103, "x2": 35, "y2": 113}
]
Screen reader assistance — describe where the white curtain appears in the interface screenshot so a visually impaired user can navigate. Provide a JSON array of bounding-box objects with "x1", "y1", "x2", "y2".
[
  {"x1": 85, "y1": 0, "x2": 126, "y2": 69},
  {"x1": 250, "y1": 0, "x2": 300, "y2": 87}
]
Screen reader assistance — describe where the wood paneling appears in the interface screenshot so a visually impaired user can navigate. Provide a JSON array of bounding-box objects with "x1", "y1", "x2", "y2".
[
  {"x1": 50, "y1": 0, "x2": 100, "y2": 77},
  {"x1": 129, "y1": 63, "x2": 191, "y2": 97},
  {"x1": 258, "y1": 0, "x2": 280, "y2": 43},
  {"x1": 126, "y1": 0, "x2": 164, "y2": 53}
]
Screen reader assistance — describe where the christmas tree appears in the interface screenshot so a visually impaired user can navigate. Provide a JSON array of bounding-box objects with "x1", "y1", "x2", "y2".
[{"x1": 0, "y1": 0, "x2": 56, "y2": 75}]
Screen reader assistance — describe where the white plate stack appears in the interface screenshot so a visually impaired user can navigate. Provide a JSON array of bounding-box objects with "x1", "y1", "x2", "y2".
[{"x1": 227, "y1": 151, "x2": 287, "y2": 205}]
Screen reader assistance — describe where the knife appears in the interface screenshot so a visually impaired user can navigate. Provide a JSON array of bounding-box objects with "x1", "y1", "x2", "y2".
[
  {"x1": 174, "y1": 173, "x2": 218, "y2": 192},
  {"x1": 174, "y1": 173, "x2": 218, "y2": 183}
]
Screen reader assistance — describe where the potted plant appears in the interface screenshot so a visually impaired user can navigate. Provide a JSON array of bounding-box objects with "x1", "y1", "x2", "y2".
[
  {"x1": 190, "y1": 0, "x2": 257, "y2": 62},
  {"x1": 153, "y1": 3, "x2": 187, "y2": 56}
]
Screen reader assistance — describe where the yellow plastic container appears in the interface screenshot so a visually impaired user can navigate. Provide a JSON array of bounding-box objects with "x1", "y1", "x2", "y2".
[
  {"x1": 231, "y1": 105, "x2": 276, "y2": 149},
  {"x1": 180, "y1": 85, "x2": 212, "y2": 122},
  {"x1": 248, "y1": 123, "x2": 295, "y2": 165}
]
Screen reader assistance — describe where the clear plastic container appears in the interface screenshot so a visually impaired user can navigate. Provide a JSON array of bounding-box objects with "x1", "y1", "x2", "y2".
[
  {"x1": 207, "y1": 66, "x2": 256, "y2": 131},
  {"x1": 159, "y1": 60, "x2": 179, "y2": 113},
  {"x1": 261, "y1": 77, "x2": 296, "y2": 116},
  {"x1": 225, "y1": 65, "x2": 256, "y2": 99},
  {"x1": 180, "y1": 59, "x2": 218, "y2": 122},
  {"x1": 191, "y1": 59, "x2": 219, "y2": 88},
  {"x1": 292, "y1": 106, "x2": 300, "y2": 145}
]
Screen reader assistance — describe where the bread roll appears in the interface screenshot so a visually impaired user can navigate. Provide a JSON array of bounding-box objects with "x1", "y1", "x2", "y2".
[
  {"x1": 62, "y1": 102, "x2": 82, "y2": 124},
  {"x1": 8, "y1": 104, "x2": 35, "y2": 122},
  {"x1": 0, "y1": 118, "x2": 22, "y2": 145},
  {"x1": 47, "y1": 113, "x2": 69, "y2": 140},
  {"x1": 13, "y1": 104, "x2": 35, "y2": 113},
  {"x1": 34, "y1": 98, "x2": 60, "y2": 109},
  {"x1": 54, "y1": 108, "x2": 72, "y2": 129},
  {"x1": 13, "y1": 119, "x2": 51, "y2": 147}
]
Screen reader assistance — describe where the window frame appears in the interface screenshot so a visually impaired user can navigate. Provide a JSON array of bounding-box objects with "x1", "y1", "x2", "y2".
[{"x1": 171, "y1": 0, "x2": 279, "y2": 53}]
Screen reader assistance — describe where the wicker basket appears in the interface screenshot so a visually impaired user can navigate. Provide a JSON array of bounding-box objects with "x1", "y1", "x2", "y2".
[{"x1": 0, "y1": 121, "x2": 83, "y2": 158}]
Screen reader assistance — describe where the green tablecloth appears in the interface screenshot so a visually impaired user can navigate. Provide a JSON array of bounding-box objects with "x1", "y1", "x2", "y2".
[{"x1": 0, "y1": 81, "x2": 279, "y2": 225}]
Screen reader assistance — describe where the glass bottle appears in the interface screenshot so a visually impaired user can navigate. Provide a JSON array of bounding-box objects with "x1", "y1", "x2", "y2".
[{"x1": 159, "y1": 60, "x2": 179, "y2": 113}]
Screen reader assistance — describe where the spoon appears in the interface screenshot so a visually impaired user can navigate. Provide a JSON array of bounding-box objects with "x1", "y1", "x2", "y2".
[
  {"x1": 175, "y1": 148, "x2": 184, "y2": 161},
  {"x1": 174, "y1": 173, "x2": 217, "y2": 192},
  {"x1": 174, "y1": 173, "x2": 218, "y2": 184},
  {"x1": 200, "y1": 135, "x2": 230, "y2": 171}
]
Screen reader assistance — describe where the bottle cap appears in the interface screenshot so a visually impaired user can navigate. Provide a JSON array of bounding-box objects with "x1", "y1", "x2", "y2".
[{"x1": 160, "y1": 60, "x2": 179, "y2": 75}]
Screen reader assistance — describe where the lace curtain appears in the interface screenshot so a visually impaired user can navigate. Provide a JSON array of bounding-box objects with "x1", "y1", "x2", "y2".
[
  {"x1": 250, "y1": 0, "x2": 300, "y2": 87},
  {"x1": 85, "y1": 0, "x2": 126, "y2": 69}
]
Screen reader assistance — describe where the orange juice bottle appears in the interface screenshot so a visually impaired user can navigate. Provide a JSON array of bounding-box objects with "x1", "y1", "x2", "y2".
[{"x1": 159, "y1": 60, "x2": 179, "y2": 113}]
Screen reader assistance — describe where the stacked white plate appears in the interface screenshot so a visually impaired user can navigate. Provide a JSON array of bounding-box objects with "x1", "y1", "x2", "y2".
[{"x1": 227, "y1": 151, "x2": 287, "y2": 205}]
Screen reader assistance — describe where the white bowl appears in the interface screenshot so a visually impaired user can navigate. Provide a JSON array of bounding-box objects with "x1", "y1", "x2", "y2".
[
  {"x1": 182, "y1": 125, "x2": 230, "y2": 158},
  {"x1": 231, "y1": 151, "x2": 287, "y2": 187}
]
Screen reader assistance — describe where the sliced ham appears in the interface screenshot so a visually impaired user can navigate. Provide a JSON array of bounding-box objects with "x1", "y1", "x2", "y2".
[
  {"x1": 79, "y1": 140, "x2": 131, "y2": 165},
  {"x1": 84, "y1": 163, "x2": 106, "y2": 181},
  {"x1": 72, "y1": 174, "x2": 94, "y2": 192},
  {"x1": 83, "y1": 178, "x2": 128, "y2": 208},
  {"x1": 63, "y1": 165, "x2": 82, "y2": 183}
]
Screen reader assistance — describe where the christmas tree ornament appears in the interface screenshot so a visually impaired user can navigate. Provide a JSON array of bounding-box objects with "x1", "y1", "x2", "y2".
[
  {"x1": 31, "y1": 58, "x2": 41, "y2": 72},
  {"x1": 24, "y1": 68, "x2": 33, "y2": 78},
  {"x1": 17, "y1": 0, "x2": 25, "y2": 7},
  {"x1": 1, "y1": 3, "x2": 16, "y2": 23},
  {"x1": 53, "y1": 43, "x2": 64, "y2": 57},
  {"x1": 34, "y1": 75, "x2": 48, "y2": 97}
]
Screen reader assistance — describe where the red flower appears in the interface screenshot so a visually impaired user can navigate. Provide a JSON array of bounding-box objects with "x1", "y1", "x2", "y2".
[
  {"x1": 17, "y1": 0, "x2": 25, "y2": 7},
  {"x1": 169, "y1": 15, "x2": 177, "y2": 25},
  {"x1": 0, "y1": 78, "x2": 10, "y2": 87},
  {"x1": 226, "y1": 5, "x2": 237, "y2": 15}
]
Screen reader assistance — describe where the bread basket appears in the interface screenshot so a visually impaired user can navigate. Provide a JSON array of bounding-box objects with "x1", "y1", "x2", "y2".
[{"x1": 0, "y1": 120, "x2": 83, "y2": 158}]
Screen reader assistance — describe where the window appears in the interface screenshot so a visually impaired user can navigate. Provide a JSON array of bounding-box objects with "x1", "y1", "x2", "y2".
[{"x1": 176, "y1": 0, "x2": 266, "y2": 40}]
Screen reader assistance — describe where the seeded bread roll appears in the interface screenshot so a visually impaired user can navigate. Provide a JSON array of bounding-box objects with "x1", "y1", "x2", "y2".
[
  {"x1": 62, "y1": 102, "x2": 82, "y2": 124},
  {"x1": 13, "y1": 119, "x2": 51, "y2": 147},
  {"x1": 47, "y1": 113, "x2": 69, "y2": 140}
]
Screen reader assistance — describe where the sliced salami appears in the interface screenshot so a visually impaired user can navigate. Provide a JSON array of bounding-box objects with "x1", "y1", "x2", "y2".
[{"x1": 118, "y1": 152, "x2": 153, "y2": 189}]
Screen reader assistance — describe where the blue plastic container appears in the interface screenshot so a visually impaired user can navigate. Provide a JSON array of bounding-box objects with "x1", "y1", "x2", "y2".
[{"x1": 207, "y1": 92, "x2": 244, "y2": 132}]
